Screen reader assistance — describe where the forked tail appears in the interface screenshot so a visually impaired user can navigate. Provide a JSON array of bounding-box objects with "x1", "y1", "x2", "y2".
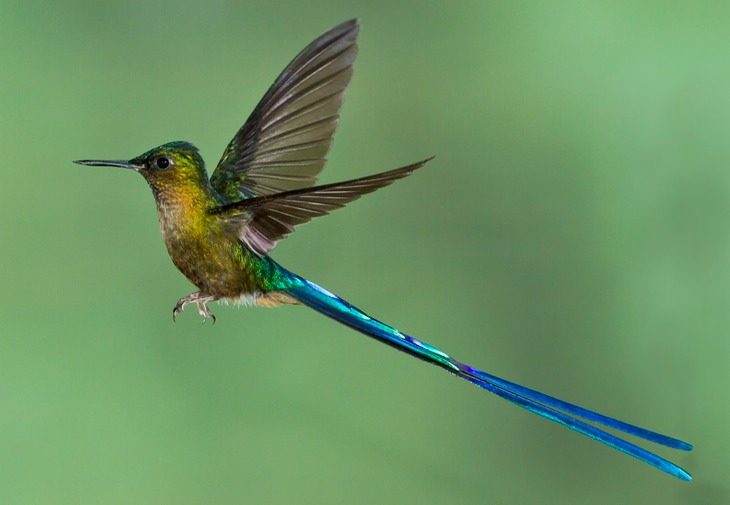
[{"x1": 282, "y1": 272, "x2": 692, "y2": 480}]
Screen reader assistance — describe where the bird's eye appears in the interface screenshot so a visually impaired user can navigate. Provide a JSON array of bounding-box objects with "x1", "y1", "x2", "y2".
[{"x1": 155, "y1": 157, "x2": 170, "y2": 169}]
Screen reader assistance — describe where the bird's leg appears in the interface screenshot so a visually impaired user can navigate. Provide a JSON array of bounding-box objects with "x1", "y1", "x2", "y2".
[{"x1": 173, "y1": 292, "x2": 217, "y2": 323}]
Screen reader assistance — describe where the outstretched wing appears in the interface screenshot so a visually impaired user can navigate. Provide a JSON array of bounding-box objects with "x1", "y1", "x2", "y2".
[
  {"x1": 215, "y1": 158, "x2": 432, "y2": 257},
  {"x1": 210, "y1": 19, "x2": 360, "y2": 201}
]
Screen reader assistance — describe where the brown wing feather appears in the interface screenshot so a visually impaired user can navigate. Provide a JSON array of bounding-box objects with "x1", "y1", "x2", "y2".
[
  {"x1": 210, "y1": 19, "x2": 360, "y2": 200},
  {"x1": 215, "y1": 158, "x2": 433, "y2": 256}
]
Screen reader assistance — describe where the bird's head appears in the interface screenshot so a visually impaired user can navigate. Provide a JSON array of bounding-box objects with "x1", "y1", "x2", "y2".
[{"x1": 75, "y1": 141, "x2": 211, "y2": 202}]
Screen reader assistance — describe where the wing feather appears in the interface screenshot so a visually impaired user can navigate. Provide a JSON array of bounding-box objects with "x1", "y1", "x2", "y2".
[
  {"x1": 215, "y1": 159, "x2": 432, "y2": 256},
  {"x1": 210, "y1": 19, "x2": 360, "y2": 200}
]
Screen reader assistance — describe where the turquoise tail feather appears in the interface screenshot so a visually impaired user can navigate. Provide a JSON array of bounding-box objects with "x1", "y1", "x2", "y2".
[{"x1": 282, "y1": 272, "x2": 692, "y2": 481}]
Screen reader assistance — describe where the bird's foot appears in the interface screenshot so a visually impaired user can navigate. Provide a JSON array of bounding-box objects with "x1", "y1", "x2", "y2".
[
  {"x1": 196, "y1": 301, "x2": 216, "y2": 324},
  {"x1": 173, "y1": 292, "x2": 217, "y2": 323}
]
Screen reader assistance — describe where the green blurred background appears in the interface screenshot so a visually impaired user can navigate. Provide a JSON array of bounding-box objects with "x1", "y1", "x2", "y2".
[{"x1": 1, "y1": 1, "x2": 727, "y2": 503}]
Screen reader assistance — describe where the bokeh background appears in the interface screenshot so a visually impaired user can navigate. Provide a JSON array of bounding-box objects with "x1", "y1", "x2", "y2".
[{"x1": 1, "y1": 1, "x2": 727, "y2": 504}]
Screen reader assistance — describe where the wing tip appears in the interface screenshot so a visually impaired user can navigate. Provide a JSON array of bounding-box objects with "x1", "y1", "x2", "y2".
[{"x1": 324, "y1": 19, "x2": 360, "y2": 44}]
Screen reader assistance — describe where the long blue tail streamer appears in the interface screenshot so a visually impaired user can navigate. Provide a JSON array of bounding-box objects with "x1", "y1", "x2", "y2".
[{"x1": 284, "y1": 273, "x2": 692, "y2": 481}]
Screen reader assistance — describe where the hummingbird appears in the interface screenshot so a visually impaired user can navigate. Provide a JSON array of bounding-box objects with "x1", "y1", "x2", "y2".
[{"x1": 76, "y1": 19, "x2": 692, "y2": 480}]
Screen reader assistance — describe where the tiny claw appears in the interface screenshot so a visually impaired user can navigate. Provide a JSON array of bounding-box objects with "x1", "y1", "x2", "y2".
[
  {"x1": 197, "y1": 302, "x2": 217, "y2": 324},
  {"x1": 173, "y1": 300, "x2": 186, "y2": 322},
  {"x1": 171, "y1": 292, "x2": 217, "y2": 323}
]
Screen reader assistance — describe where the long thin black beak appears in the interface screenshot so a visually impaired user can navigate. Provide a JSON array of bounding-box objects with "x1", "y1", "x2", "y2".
[{"x1": 74, "y1": 159, "x2": 144, "y2": 170}]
